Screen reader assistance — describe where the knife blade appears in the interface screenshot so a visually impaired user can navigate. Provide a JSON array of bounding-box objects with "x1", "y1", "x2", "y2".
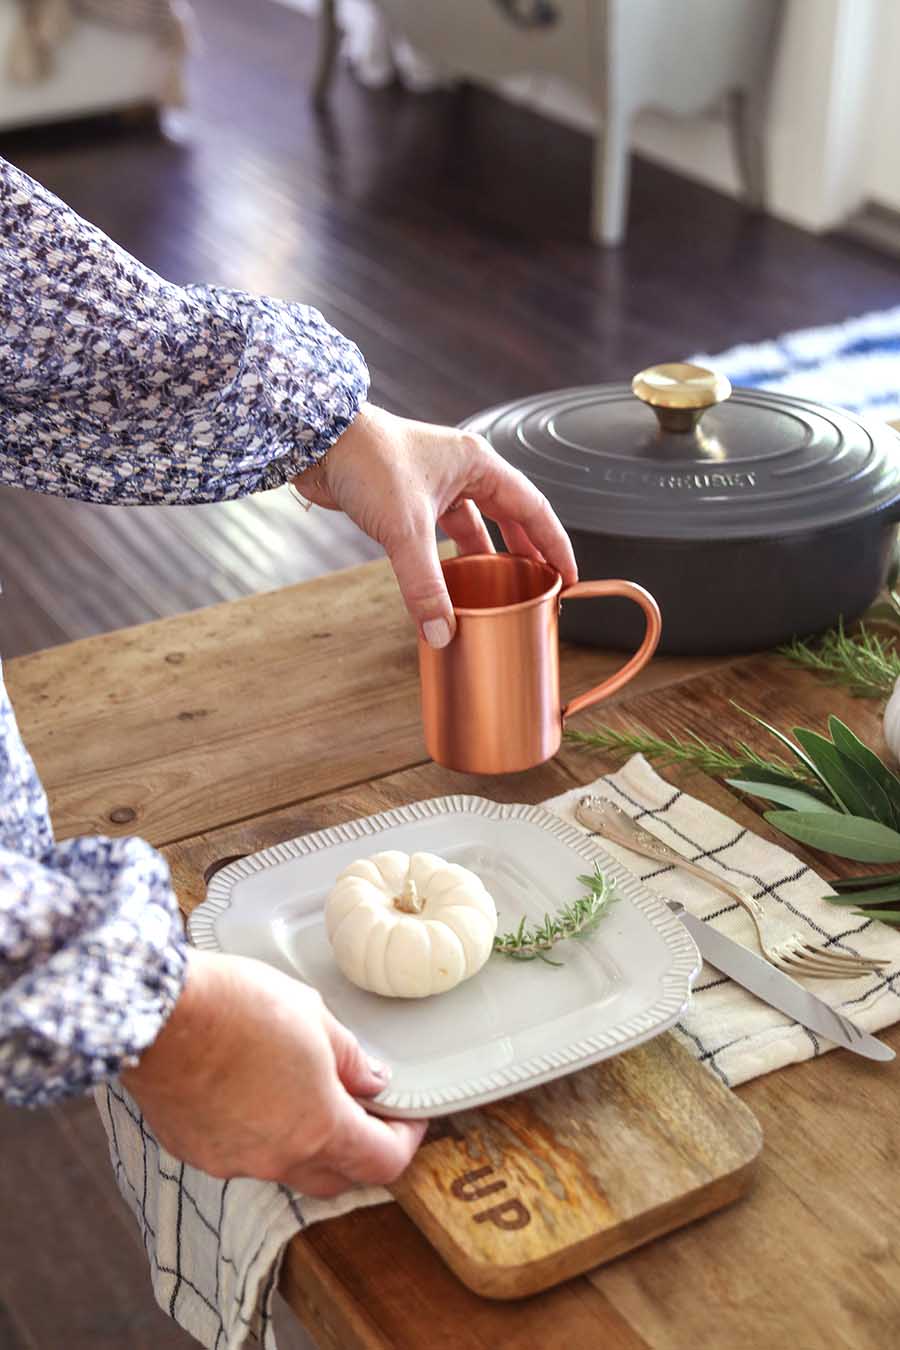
[{"x1": 669, "y1": 901, "x2": 895, "y2": 1062}]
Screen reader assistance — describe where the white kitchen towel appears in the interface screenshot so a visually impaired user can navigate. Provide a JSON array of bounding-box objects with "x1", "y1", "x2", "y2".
[
  {"x1": 98, "y1": 754, "x2": 900, "y2": 1349},
  {"x1": 547, "y1": 755, "x2": 900, "y2": 1085}
]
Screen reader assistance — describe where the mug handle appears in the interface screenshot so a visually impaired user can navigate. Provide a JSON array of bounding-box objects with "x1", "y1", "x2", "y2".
[{"x1": 559, "y1": 581, "x2": 662, "y2": 722}]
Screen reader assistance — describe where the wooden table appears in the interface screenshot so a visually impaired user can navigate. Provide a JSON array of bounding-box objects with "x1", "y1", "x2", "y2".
[{"x1": 8, "y1": 555, "x2": 900, "y2": 1350}]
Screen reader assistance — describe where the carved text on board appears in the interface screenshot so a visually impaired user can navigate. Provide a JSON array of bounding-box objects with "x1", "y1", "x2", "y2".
[{"x1": 450, "y1": 1164, "x2": 531, "y2": 1230}]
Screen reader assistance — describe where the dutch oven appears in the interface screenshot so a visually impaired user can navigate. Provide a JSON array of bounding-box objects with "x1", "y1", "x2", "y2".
[{"x1": 464, "y1": 363, "x2": 900, "y2": 655}]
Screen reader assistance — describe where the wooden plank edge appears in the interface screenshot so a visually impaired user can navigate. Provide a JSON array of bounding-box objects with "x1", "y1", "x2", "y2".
[{"x1": 280, "y1": 1234, "x2": 393, "y2": 1350}]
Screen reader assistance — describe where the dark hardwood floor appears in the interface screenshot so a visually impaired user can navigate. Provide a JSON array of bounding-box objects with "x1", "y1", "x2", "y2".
[
  {"x1": 5, "y1": 0, "x2": 900, "y2": 663},
  {"x1": 3, "y1": 1, "x2": 900, "y2": 1346}
]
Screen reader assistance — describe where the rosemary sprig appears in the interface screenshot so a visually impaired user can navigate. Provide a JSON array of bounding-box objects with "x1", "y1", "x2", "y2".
[
  {"x1": 492, "y1": 863, "x2": 614, "y2": 964},
  {"x1": 564, "y1": 723, "x2": 818, "y2": 789},
  {"x1": 779, "y1": 622, "x2": 900, "y2": 700}
]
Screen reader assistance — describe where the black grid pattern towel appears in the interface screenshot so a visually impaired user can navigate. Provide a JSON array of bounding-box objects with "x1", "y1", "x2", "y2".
[
  {"x1": 99, "y1": 755, "x2": 900, "y2": 1348},
  {"x1": 548, "y1": 755, "x2": 900, "y2": 1086},
  {"x1": 96, "y1": 1078, "x2": 389, "y2": 1349}
]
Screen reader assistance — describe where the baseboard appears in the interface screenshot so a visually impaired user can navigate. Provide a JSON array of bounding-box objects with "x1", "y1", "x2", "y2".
[{"x1": 842, "y1": 201, "x2": 900, "y2": 258}]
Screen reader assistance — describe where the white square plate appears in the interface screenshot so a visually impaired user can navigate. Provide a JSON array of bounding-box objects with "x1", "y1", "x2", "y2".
[{"x1": 188, "y1": 795, "x2": 700, "y2": 1117}]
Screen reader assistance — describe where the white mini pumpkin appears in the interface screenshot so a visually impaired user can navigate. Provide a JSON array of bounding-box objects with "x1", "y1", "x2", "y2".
[{"x1": 325, "y1": 850, "x2": 497, "y2": 998}]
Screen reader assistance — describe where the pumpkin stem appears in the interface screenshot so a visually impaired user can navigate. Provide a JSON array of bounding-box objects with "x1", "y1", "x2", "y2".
[{"x1": 393, "y1": 876, "x2": 424, "y2": 914}]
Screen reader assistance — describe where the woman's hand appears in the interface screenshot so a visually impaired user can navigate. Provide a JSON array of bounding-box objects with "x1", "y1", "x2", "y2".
[
  {"x1": 292, "y1": 404, "x2": 577, "y2": 647},
  {"x1": 123, "y1": 950, "x2": 426, "y2": 1197}
]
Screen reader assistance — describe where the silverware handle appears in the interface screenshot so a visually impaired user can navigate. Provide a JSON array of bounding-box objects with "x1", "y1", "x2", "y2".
[
  {"x1": 655, "y1": 852, "x2": 763, "y2": 916},
  {"x1": 580, "y1": 807, "x2": 764, "y2": 919}
]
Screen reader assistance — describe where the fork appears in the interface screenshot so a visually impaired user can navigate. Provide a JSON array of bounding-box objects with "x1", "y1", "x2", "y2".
[{"x1": 575, "y1": 795, "x2": 889, "y2": 981}]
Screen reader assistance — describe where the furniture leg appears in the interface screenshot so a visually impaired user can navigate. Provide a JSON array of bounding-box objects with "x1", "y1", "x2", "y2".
[
  {"x1": 313, "y1": 0, "x2": 340, "y2": 108},
  {"x1": 591, "y1": 110, "x2": 631, "y2": 246},
  {"x1": 728, "y1": 87, "x2": 766, "y2": 211}
]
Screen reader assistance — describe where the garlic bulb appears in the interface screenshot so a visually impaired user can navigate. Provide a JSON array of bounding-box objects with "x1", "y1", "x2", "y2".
[{"x1": 325, "y1": 850, "x2": 497, "y2": 998}]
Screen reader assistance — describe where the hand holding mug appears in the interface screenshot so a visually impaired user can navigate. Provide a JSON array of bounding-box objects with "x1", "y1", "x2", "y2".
[
  {"x1": 291, "y1": 404, "x2": 578, "y2": 647},
  {"x1": 419, "y1": 554, "x2": 662, "y2": 774}
]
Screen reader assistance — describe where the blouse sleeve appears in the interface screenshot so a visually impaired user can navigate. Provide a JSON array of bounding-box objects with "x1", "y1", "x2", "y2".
[
  {"x1": 0, "y1": 836, "x2": 187, "y2": 1108},
  {"x1": 0, "y1": 677, "x2": 186, "y2": 1107},
  {"x1": 0, "y1": 155, "x2": 367, "y2": 1105},
  {"x1": 0, "y1": 156, "x2": 369, "y2": 505}
]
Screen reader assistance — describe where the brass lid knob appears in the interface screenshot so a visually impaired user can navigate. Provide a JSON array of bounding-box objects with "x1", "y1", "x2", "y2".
[{"x1": 632, "y1": 362, "x2": 732, "y2": 433}]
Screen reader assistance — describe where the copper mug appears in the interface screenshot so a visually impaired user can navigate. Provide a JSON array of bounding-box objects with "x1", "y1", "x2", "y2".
[{"x1": 418, "y1": 554, "x2": 662, "y2": 775}]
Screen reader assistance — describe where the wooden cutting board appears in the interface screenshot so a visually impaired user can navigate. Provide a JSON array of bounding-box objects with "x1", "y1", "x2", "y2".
[{"x1": 388, "y1": 1031, "x2": 761, "y2": 1299}]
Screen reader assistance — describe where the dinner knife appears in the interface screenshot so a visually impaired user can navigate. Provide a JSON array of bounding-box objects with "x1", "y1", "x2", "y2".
[
  {"x1": 572, "y1": 798, "x2": 893, "y2": 1060},
  {"x1": 666, "y1": 899, "x2": 895, "y2": 1061}
]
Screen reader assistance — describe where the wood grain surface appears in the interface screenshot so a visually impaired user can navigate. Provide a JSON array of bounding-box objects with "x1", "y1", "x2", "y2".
[
  {"x1": 162, "y1": 641, "x2": 900, "y2": 1348},
  {"x1": 6, "y1": 553, "x2": 723, "y2": 848},
  {"x1": 9, "y1": 546, "x2": 900, "y2": 1343},
  {"x1": 3, "y1": 0, "x2": 900, "y2": 1339},
  {"x1": 390, "y1": 1035, "x2": 760, "y2": 1299}
]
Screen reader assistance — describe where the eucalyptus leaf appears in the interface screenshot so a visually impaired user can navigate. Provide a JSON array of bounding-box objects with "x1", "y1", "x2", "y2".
[
  {"x1": 733, "y1": 704, "x2": 841, "y2": 806},
  {"x1": 793, "y1": 727, "x2": 894, "y2": 823},
  {"x1": 824, "y1": 894, "x2": 886, "y2": 907},
  {"x1": 851, "y1": 909, "x2": 900, "y2": 924},
  {"x1": 823, "y1": 880, "x2": 900, "y2": 905},
  {"x1": 725, "y1": 779, "x2": 839, "y2": 814},
  {"x1": 833, "y1": 869, "x2": 900, "y2": 892},
  {"x1": 765, "y1": 810, "x2": 900, "y2": 862},
  {"x1": 729, "y1": 764, "x2": 832, "y2": 803},
  {"x1": 827, "y1": 715, "x2": 900, "y2": 830}
]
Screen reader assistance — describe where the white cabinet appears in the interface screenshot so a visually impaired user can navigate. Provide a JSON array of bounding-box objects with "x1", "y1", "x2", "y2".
[
  {"x1": 0, "y1": 7, "x2": 181, "y2": 132},
  {"x1": 862, "y1": 0, "x2": 900, "y2": 213}
]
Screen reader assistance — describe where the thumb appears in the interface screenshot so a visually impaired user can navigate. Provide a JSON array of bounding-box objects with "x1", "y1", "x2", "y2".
[
  {"x1": 387, "y1": 526, "x2": 456, "y2": 649},
  {"x1": 324, "y1": 1010, "x2": 391, "y2": 1099}
]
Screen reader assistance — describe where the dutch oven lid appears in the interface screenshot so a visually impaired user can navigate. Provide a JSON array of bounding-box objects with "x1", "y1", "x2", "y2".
[{"x1": 463, "y1": 363, "x2": 900, "y2": 541}]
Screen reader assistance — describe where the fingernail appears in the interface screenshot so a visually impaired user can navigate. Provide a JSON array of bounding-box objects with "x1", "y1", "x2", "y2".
[
  {"x1": 368, "y1": 1057, "x2": 390, "y2": 1080},
  {"x1": 423, "y1": 618, "x2": 452, "y2": 649}
]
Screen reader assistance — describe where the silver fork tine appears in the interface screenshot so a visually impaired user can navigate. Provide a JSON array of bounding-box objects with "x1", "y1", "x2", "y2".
[
  {"x1": 797, "y1": 960, "x2": 884, "y2": 977},
  {"x1": 797, "y1": 945, "x2": 888, "y2": 969},
  {"x1": 779, "y1": 956, "x2": 872, "y2": 979},
  {"x1": 789, "y1": 951, "x2": 887, "y2": 972},
  {"x1": 574, "y1": 797, "x2": 888, "y2": 982},
  {"x1": 789, "y1": 939, "x2": 887, "y2": 969},
  {"x1": 776, "y1": 940, "x2": 883, "y2": 979}
]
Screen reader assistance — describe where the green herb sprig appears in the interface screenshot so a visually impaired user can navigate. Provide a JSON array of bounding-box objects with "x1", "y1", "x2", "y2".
[
  {"x1": 492, "y1": 863, "x2": 614, "y2": 964},
  {"x1": 780, "y1": 622, "x2": 900, "y2": 700},
  {"x1": 564, "y1": 724, "x2": 818, "y2": 790},
  {"x1": 567, "y1": 705, "x2": 900, "y2": 928}
]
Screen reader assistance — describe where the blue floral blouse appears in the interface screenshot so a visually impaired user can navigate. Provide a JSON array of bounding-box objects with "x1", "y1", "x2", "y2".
[{"x1": 0, "y1": 157, "x2": 369, "y2": 1106}]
